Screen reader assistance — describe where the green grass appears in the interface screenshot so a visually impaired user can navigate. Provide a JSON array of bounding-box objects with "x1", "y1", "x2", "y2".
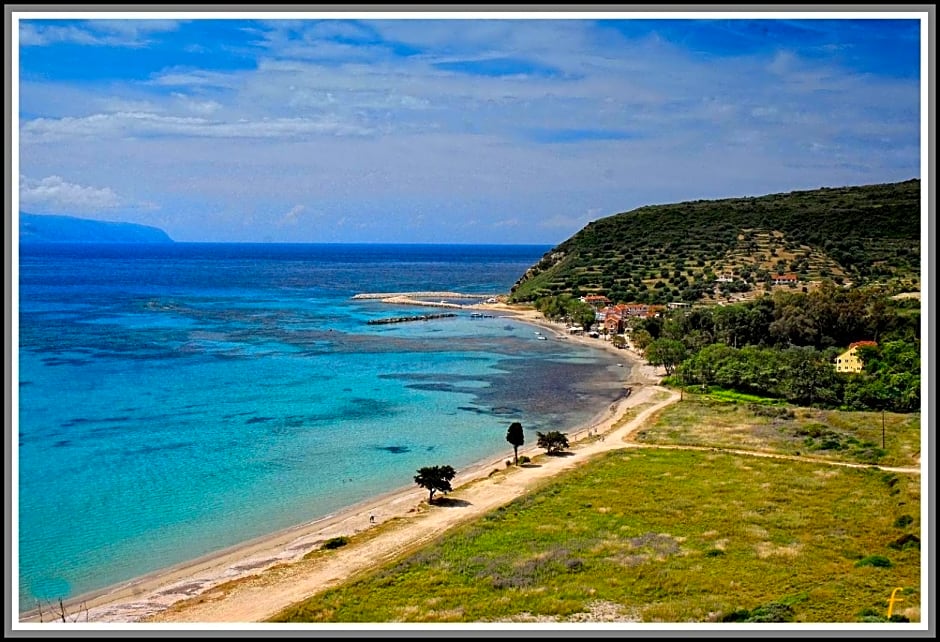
[
  {"x1": 701, "y1": 387, "x2": 787, "y2": 405},
  {"x1": 636, "y1": 396, "x2": 920, "y2": 468},
  {"x1": 271, "y1": 447, "x2": 920, "y2": 623}
]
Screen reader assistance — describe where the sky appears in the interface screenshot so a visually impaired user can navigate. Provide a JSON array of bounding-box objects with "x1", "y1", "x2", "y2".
[{"x1": 13, "y1": 9, "x2": 926, "y2": 244}]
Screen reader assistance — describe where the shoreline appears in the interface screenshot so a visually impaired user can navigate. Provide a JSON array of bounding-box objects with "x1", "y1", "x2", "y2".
[{"x1": 19, "y1": 301, "x2": 665, "y2": 625}]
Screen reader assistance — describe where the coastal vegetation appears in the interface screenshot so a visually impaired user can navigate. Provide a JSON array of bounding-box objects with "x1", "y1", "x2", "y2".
[
  {"x1": 638, "y1": 283, "x2": 920, "y2": 413},
  {"x1": 531, "y1": 279, "x2": 919, "y2": 413},
  {"x1": 536, "y1": 431, "x2": 570, "y2": 455},
  {"x1": 270, "y1": 395, "x2": 920, "y2": 623},
  {"x1": 532, "y1": 294, "x2": 597, "y2": 330},
  {"x1": 509, "y1": 179, "x2": 920, "y2": 305},
  {"x1": 414, "y1": 465, "x2": 457, "y2": 504}
]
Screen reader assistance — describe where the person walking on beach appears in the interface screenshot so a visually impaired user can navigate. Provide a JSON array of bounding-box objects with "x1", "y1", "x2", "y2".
[{"x1": 369, "y1": 512, "x2": 376, "y2": 524}]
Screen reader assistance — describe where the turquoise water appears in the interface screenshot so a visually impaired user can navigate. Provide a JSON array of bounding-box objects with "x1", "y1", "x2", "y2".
[{"x1": 17, "y1": 243, "x2": 628, "y2": 612}]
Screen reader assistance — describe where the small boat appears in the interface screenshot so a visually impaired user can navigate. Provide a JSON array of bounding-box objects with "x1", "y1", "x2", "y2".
[{"x1": 538, "y1": 335, "x2": 548, "y2": 340}]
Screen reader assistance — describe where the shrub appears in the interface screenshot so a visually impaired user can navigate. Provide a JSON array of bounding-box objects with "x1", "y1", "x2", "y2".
[
  {"x1": 795, "y1": 423, "x2": 827, "y2": 438},
  {"x1": 893, "y1": 514, "x2": 914, "y2": 528},
  {"x1": 888, "y1": 534, "x2": 920, "y2": 551},
  {"x1": 721, "y1": 602, "x2": 794, "y2": 623},
  {"x1": 518, "y1": 455, "x2": 531, "y2": 464},
  {"x1": 322, "y1": 536, "x2": 350, "y2": 550},
  {"x1": 747, "y1": 602, "x2": 795, "y2": 623},
  {"x1": 720, "y1": 609, "x2": 752, "y2": 622},
  {"x1": 855, "y1": 555, "x2": 892, "y2": 568}
]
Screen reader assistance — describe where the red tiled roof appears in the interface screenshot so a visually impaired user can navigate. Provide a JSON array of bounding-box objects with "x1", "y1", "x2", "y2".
[{"x1": 848, "y1": 340, "x2": 878, "y2": 349}]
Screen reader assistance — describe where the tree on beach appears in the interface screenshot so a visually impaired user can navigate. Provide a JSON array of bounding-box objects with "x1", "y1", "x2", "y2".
[
  {"x1": 566, "y1": 299, "x2": 598, "y2": 331},
  {"x1": 536, "y1": 430, "x2": 570, "y2": 455},
  {"x1": 506, "y1": 421, "x2": 525, "y2": 465},
  {"x1": 414, "y1": 465, "x2": 457, "y2": 504}
]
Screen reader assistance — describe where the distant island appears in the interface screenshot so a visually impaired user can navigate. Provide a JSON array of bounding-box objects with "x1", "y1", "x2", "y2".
[{"x1": 19, "y1": 212, "x2": 174, "y2": 244}]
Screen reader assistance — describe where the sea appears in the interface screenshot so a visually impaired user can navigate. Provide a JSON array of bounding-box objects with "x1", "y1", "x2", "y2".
[{"x1": 16, "y1": 243, "x2": 630, "y2": 613}]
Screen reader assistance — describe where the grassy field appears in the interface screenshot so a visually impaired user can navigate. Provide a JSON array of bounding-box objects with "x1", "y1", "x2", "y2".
[
  {"x1": 637, "y1": 394, "x2": 921, "y2": 468},
  {"x1": 271, "y1": 398, "x2": 921, "y2": 624}
]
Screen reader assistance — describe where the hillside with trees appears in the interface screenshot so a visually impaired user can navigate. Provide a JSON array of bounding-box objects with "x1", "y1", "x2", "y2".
[
  {"x1": 509, "y1": 179, "x2": 920, "y2": 304},
  {"x1": 628, "y1": 282, "x2": 919, "y2": 413}
]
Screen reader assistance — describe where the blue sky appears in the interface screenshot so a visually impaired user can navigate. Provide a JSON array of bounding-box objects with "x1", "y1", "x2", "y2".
[{"x1": 15, "y1": 11, "x2": 925, "y2": 243}]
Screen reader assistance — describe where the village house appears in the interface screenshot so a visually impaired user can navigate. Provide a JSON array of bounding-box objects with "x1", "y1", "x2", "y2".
[
  {"x1": 580, "y1": 294, "x2": 611, "y2": 309},
  {"x1": 621, "y1": 303, "x2": 649, "y2": 317},
  {"x1": 599, "y1": 306, "x2": 624, "y2": 334},
  {"x1": 772, "y1": 272, "x2": 799, "y2": 285},
  {"x1": 834, "y1": 340, "x2": 878, "y2": 373}
]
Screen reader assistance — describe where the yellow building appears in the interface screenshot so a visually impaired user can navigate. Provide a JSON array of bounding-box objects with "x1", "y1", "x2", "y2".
[{"x1": 835, "y1": 341, "x2": 878, "y2": 373}]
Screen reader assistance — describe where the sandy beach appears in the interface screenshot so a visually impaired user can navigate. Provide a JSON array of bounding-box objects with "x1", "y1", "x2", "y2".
[{"x1": 19, "y1": 300, "x2": 670, "y2": 626}]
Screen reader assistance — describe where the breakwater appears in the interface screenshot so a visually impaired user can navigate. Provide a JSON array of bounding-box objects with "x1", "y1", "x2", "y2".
[
  {"x1": 352, "y1": 291, "x2": 496, "y2": 300},
  {"x1": 367, "y1": 313, "x2": 458, "y2": 325}
]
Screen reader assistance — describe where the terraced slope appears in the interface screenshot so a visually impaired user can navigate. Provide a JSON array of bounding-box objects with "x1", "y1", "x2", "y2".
[{"x1": 509, "y1": 179, "x2": 921, "y2": 304}]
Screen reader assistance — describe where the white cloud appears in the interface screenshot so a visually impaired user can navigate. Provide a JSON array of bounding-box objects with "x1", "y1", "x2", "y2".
[
  {"x1": 20, "y1": 23, "x2": 101, "y2": 47},
  {"x1": 21, "y1": 112, "x2": 373, "y2": 142},
  {"x1": 172, "y1": 92, "x2": 222, "y2": 115},
  {"x1": 148, "y1": 69, "x2": 239, "y2": 88},
  {"x1": 19, "y1": 19, "x2": 180, "y2": 48},
  {"x1": 19, "y1": 175, "x2": 123, "y2": 212},
  {"x1": 278, "y1": 204, "x2": 305, "y2": 226}
]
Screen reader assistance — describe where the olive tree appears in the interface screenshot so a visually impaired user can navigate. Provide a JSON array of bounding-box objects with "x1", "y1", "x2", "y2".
[
  {"x1": 536, "y1": 430, "x2": 569, "y2": 455},
  {"x1": 414, "y1": 465, "x2": 457, "y2": 504}
]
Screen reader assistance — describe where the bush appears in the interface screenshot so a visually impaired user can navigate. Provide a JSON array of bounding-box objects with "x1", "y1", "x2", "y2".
[
  {"x1": 518, "y1": 455, "x2": 531, "y2": 464},
  {"x1": 888, "y1": 534, "x2": 920, "y2": 551},
  {"x1": 855, "y1": 555, "x2": 892, "y2": 568},
  {"x1": 893, "y1": 514, "x2": 914, "y2": 528},
  {"x1": 747, "y1": 602, "x2": 795, "y2": 623},
  {"x1": 721, "y1": 602, "x2": 794, "y2": 623},
  {"x1": 795, "y1": 423, "x2": 827, "y2": 438},
  {"x1": 322, "y1": 536, "x2": 350, "y2": 550}
]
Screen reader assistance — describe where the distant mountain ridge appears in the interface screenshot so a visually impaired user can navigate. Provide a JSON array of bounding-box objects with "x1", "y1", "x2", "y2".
[
  {"x1": 509, "y1": 179, "x2": 920, "y2": 304},
  {"x1": 19, "y1": 213, "x2": 174, "y2": 244}
]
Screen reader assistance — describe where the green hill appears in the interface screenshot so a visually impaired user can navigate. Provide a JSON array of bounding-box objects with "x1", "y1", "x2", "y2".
[{"x1": 509, "y1": 179, "x2": 921, "y2": 304}]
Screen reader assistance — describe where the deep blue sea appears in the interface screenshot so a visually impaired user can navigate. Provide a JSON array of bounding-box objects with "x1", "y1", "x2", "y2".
[{"x1": 16, "y1": 243, "x2": 628, "y2": 612}]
